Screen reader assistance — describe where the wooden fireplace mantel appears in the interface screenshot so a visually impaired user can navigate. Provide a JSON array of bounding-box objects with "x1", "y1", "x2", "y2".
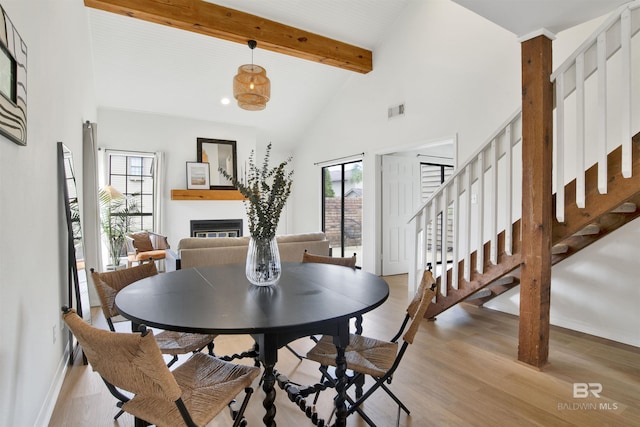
[{"x1": 170, "y1": 189, "x2": 246, "y2": 201}]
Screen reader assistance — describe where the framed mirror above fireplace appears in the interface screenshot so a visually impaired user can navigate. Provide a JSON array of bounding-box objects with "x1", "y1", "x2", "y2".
[{"x1": 196, "y1": 138, "x2": 237, "y2": 190}]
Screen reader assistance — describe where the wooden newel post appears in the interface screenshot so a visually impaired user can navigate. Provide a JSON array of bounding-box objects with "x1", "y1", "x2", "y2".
[{"x1": 519, "y1": 34, "x2": 553, "y2": 368}]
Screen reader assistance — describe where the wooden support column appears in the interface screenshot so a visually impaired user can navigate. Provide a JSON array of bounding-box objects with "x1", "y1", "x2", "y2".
[{"x1": 519, "y1": 35, "x2": 553, "y2": 368}]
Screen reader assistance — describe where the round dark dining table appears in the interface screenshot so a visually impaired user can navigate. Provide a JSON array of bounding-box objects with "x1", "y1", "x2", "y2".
[{"x1": 115, "y1": 262, "x2": 389, "y2": 427}]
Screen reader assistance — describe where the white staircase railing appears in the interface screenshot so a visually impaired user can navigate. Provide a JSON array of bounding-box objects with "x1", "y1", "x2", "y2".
[
  {"x1": 408, "y1": 0, "x2": 640, "y2": 298},
  {"x1": 408, "y1": 110, "x2": 522, "y2": 299},
  {"x1": 551, "y1": 0, "x2": 640, "y2": 221}
]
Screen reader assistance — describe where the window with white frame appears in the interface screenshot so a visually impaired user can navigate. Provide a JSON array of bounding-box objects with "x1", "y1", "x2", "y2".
[
  {"x1": 422, "y1": 162, "x2": 454, "y2": 265},
  {"x1": 106, "y1": 150, "x2": 156, "y2": 232}
]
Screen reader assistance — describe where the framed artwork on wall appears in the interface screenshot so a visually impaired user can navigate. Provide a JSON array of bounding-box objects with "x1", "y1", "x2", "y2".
[
  {"x1": 0, "y1": 4, "x2": 27, "y2": 146},
  {"x1": 186, "y1": 162, "x2": 210, "y2": 190},
  {"x1": 196, "y1": 138, "x2": 237, "y2": 190}
]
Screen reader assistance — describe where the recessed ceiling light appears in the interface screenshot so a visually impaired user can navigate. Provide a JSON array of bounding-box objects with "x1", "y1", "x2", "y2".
[{"x1": 221, "y1": 97, "x2": 230, "y2": 105}]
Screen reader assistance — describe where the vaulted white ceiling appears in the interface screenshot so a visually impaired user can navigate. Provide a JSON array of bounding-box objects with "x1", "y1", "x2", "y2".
[
  {"x1": 86, "y1": 0, "x2": 629, "y2": 150},
  {"x1": 87, "y1": 0, "x2": 409, "y2": 150},
  {"x1": 452, "y1": 0, "x2": 630, "y2": 38}
]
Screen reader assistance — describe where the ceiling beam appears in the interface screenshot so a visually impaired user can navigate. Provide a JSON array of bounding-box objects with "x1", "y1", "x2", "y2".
[{"x1": 84, "y1": 0, "x2": 373, "y2": 74}]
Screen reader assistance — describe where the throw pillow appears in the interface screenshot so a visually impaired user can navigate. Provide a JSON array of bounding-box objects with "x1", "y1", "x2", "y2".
[{"x1": 130, "y1": 231, "x2": 154, "y2": 252}]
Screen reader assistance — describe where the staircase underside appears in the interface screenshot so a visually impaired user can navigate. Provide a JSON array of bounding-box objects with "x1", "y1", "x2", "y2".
[{"x1": 426, "y1": 132, "x2": 640, "y2": 319}]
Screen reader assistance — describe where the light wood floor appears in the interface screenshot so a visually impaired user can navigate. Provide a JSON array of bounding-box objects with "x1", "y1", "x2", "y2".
[{"x1": 49, "y1": 274, "x2": 640, "y2": 426}]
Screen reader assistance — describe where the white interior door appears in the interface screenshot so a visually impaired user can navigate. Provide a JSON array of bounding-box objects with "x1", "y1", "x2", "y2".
[{"x1": 381, "y1": 155, "x2": 420, "y2": 275}]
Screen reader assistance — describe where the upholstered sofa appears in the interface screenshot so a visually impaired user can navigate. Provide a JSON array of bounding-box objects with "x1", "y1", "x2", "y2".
[{"x1": 165, "y1": 232, "x2": 330, "y2": 271}]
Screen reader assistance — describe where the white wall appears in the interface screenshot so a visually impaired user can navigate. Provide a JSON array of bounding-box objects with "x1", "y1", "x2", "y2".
[
  {"x1": 291, "y1": 0, "x2": 522, "y2": 273},
  {"x1": 0, "y1": 1, "x2": 97, "y2": 426},
  {"x1": 97, "y1": 108, "x2": 258, "y2": 247},
  {"x1": 290, "y1": 0, "x2": 639, "y2": 347},
  {"x1": 486, "y1": 220, "x2": 640, "y2": 346}
]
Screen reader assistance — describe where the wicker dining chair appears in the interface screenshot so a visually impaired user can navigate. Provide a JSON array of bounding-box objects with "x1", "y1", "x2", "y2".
[
  {"x1": 302, "y1": 251, "x2": 359, "y2": 332},
  {"x1": 306, "y1": 269, "x2": 437, "y2": 427},
  {"x1": 283, "y1": 251, "x2": 359, "y2": 361},
  {"x1": 90, "y1": 262, "x2": 216, "y2": 368},
  {"x1": 61, "y1": 307, "x2": 260, "y2": 427},
  {"x1": 301, "y1": 251, "x2": 357, "y2": 268}
]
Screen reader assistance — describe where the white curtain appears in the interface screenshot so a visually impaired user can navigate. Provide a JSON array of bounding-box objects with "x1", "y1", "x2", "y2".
[
  {"x1": 153, "y1": 151, "x2": 165, "y2": 234},
  {"x1": 82, "y1": 121, "x2": 102, "y2": 303}
]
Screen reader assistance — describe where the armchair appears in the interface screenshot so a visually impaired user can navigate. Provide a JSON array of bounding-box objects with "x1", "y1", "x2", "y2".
[{"x1": 125, "y1": 231, "x2": 169, "y2": 268}]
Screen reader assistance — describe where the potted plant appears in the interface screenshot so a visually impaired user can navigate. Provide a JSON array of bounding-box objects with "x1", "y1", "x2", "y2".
[
  {"x1": 220, "y1": 143, "x2": 293, "y2": 285},
  {"x1": 98, "y1": 185, "x2": 139, "y2": 268}
]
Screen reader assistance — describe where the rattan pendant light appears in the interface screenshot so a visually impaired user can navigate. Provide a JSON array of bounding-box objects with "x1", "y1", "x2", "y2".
[{"x1": 233, "y1": 40, "x2": 270, "y2": 111}]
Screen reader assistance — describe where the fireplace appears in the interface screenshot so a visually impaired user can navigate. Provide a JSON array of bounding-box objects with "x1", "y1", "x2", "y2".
[{"x1": 190, "y1": 219, "x2": 243, "y2": 238}]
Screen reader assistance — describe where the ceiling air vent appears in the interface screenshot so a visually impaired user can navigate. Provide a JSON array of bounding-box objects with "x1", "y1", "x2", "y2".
[{"x1": 388, "y1": 103, "x2": 405, "y2": 119}]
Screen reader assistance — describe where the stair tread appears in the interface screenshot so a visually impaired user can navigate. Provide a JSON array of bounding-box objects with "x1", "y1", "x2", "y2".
[
  {"x1": 464, "y1": 289, "x2": 492, "y2": 301},
  {"x1": 552, "y1": 244, "x2": 569, "y2": 254},
  {"x1": 425, "y1": 131, "x2": 640, "y2": 319},
  {"x1": 574, "y1": 224, "x2": 600, "y2": 236},
  {"x1": 611, "y1": 202, "x2": 637, "y2": 213},
  {"x1": 492, "y1": 276, "x2": 515, "y2": 286}
]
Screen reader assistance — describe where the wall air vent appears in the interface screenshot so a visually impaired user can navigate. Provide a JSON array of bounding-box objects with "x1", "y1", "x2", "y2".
[{"x1": 388, "y1": 103, "x2": 405, "y2": 119}]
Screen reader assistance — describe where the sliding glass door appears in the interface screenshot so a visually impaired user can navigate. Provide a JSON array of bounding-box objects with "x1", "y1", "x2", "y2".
[{"x1": 322, "y1": 160, "x2": 363, "y2": 267}]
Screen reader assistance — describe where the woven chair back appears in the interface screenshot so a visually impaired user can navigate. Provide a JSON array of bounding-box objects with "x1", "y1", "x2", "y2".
[
  {"x1": 403, "y1": 270, "x2": 437, "y2": 344},
  {"x1": 91, "y1": 262, "x2": 158, "y2": 320},
  {"x1": 62, "y1": 309, "x2": 182, "y2": 402},
  {"x1": 302, "y1": 251, "x2": 357, "y2": 269},
  {"x1": 407, "y1": 270, "x2": 435, "y2": 318}
]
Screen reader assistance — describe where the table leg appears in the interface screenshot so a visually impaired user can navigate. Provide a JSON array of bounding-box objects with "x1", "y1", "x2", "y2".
[
  {"x1": 130, "y1": 321, "x2": 140, "y2": 332},
  {"x1": 355, "y1": 373, "x2": 365, "y2": 398},
  {"x1": 262, "y1": 363, "x2": 277, "y2": 426},
  {"x1": 334, "y1": 345, "x2": 348, "y2": 427},
  {"x1": 253, "y1": 341, "x2": 261, "y2": 367},
  {"x1": 354, "y1": 314, "x2": 364, "y2": 398},
  {"x1": 253, "y1": 334, "x2": 280, "y2": 426}
]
